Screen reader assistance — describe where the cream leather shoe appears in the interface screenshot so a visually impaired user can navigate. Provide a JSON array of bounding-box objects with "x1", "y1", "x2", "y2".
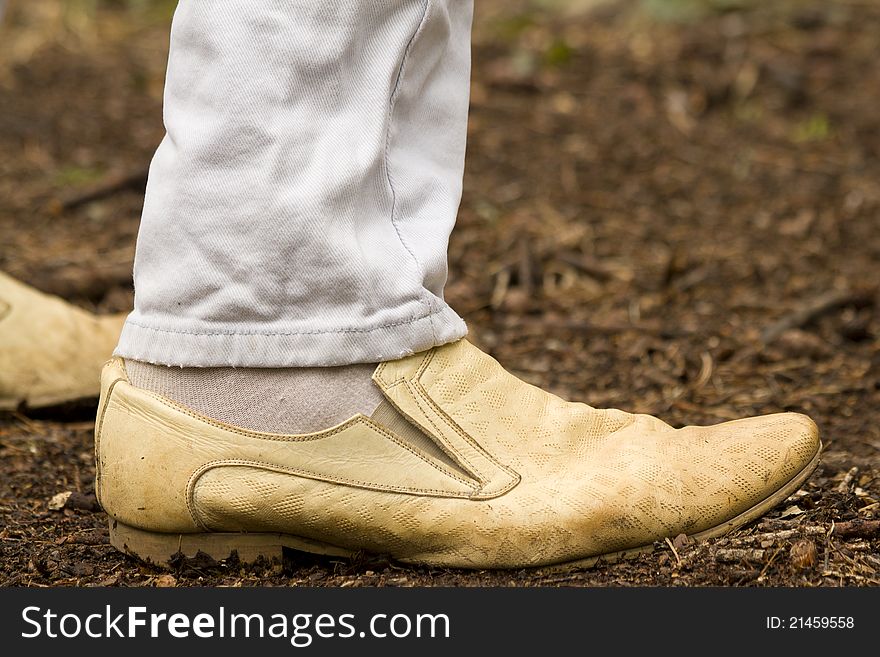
[
  {"x1": 95, "y1": 338, "x2": 821, "y2": 570},
  {"x1": 0, "y1": 271, "x2": 126, "y2": 411}
]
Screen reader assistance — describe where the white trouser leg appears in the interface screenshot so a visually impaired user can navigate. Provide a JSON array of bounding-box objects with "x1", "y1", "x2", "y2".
[{"x1": 115, "y1": 0, "x2": 472, "y2": 367}]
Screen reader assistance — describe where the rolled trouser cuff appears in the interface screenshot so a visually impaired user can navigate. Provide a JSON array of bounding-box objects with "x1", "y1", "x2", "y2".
[{"x1": 114, "y1": 304, "x2": 467, "y2": 367}]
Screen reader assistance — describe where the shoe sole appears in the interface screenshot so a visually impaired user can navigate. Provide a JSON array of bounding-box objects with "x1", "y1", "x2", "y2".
[{"x1": 108, "y1": 441, "x2": 822, "y2": 572}]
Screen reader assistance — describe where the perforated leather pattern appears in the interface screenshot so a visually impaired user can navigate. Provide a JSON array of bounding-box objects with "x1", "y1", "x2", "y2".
[{"x1": 189, "y1": 339, "x2": 820, "y2": 568}]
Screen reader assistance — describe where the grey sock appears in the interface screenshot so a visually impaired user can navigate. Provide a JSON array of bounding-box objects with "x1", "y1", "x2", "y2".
[{"x1": 124, "y1": 360, "x2": 384, "y2": 434}]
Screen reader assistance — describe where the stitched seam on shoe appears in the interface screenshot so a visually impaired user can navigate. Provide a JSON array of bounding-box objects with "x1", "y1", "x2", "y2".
[
  {"x1": 411, "y1": 345, "x2": 508, "y2": 470},
  {"x1": 373, "y1": 348, "x2": 432, "y2": 389},
  {"x1": 360, "y1": 415, "x2": 477, "y2": 488},
  {"x1": 143, "y1": 383, "x2": 482, "y2": 487},
  {"x1": 191, "y1": 459, "x2": 473, "y2": 498},
  {"x1": 94, "y1": 377, "x2": 125, "y2": 510},
  {"x1": 187, "y1": 459, "x2": 477, "y2": 528},
  {"x1": 133, "y1": 379, "x2": 468, "y2": 467},
  {"x1": 415, "y1": 346, "x2": 436, "y2": 379},
  {"x1": 374, "y1": 361, "x2": 389, "y2": 387},
  {"x1": 375, "y1": 343, "x2": 513, "y2": 491},
  {"x1": 405, "y1": 380, "x2": 487, "y2": 483},
  {"x1": 409, "y1": 380, "x2": 520, "y2": 491},
  {"x1": 186, "y1": 472, "x2": 211, "y2": 531},
  {"x1": 137, "y1": 389, "x2": 379, "y2": 442},
  {"x1": 122, "y1": 385, "x2": 479, "y2": 525},
  {"x1": 372, "y1": 347, "x2": 491, "y2": 489},
  {"x1": 371, "y1": 378, "x2": 484, "y2": 488},
  {"x1": 412, "y1": 378, "x2": 520, "y2": 483}
]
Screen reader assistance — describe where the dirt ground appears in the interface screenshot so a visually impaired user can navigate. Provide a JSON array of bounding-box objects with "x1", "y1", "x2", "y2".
[{"x1": 1, "y1": 0, "x2": 878, "y2": 587}]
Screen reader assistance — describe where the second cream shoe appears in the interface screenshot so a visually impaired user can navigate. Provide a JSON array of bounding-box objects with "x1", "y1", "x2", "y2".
[
  {"x1": 0, "y1": 271, "x2": 125, "y2": 411},
  {"x1": 95, "y1": 338, "x2": 821, "y2": 569}
]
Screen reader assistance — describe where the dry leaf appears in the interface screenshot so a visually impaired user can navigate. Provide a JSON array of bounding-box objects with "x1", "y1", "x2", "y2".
[{"x1": 47, "y1": 492, "x2": 72, "y2": 511}]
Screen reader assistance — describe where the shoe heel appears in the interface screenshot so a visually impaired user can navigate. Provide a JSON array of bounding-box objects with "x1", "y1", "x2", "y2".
[{"x1": 109, "y1": 520, "x2": 285, "y2": 567}]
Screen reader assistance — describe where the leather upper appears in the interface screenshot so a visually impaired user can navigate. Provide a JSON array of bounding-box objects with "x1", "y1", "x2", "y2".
[
  {"x1": 0, "y1": 271, "x2": 125, "y2": 410},
  {"x1": 95, "y1": 338, "x2": 821, "y2": 568}
]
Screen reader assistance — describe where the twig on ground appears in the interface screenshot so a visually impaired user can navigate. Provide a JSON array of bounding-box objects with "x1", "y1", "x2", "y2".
[
  {"x1": 556, "y1": 251, "x2": 616, "y2": 282},
  {"x1": 728, "y1": 525, "x2": 827, "y2": 545},
  {"x1": 761, "y1": 288, "x2": 876, "y2": 344},
  {"x1": 833, "y1": 519, "x2": 880, "y2": 539},
  {"x1": 758, "y1": 544, "x2": 786, "y2": 580},
  {"x1": 664, "y1": 536, "x2": 682, "y2": 566},
  {"x1": 715, "y1": 548, "x2": 766, "y2": 562},
  {"x1": 836, "y1": 466, "x2": 859, "y2": 493},
  {"x1": 51, "y1": 167, "x2": 149, "y2": 213}
]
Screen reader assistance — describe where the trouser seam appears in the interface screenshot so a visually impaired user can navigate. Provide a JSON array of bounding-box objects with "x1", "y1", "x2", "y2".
[
  {"x1": 384, "y1": 0, "x2": 436, "y2": 344},
  {"x1": 123, "y1": 305, "x2": 453, "y2": 337}
]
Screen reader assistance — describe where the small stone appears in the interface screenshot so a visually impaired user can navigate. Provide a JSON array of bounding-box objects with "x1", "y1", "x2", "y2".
[
  {"x1": 672, "y1": 533, "x2": 690, "y2": 550},
  {"x1": 155, "y1": 574, "x2": 177, "y2": 587},
  {"x1": 47, "y1": 492, "x2": 72, "y2": 511},
  {"x1": 779, "y1": 504, "x2": 805, "y2": 519}
]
